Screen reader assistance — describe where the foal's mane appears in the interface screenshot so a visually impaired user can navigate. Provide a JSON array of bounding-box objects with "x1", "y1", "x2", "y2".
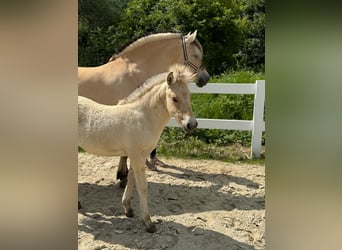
[
  {"x1": 117, "y1": 73, "x2": 167, "y2": 105},
  {"x1": 118, "y1": 64, "x2": 193, "y2": 106},
  {"x1": 108, "y1": 33, "x2": 182, "y2": 62}
]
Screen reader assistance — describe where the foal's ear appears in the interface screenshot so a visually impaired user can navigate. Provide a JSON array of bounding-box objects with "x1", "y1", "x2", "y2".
[
  {"x1": 167, "y1": 72, "x2": 174, "y2": 85},
  {"x1": 185, "y1": 30, "x2": 197, "y2": 44}
]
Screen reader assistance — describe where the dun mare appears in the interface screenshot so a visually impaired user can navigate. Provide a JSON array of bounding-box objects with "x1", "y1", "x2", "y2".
[
  {"x1": 78, "y1": 64, "x2": 197, "y2": 233},
  {"x1": 78, "y1": 31, "x2": 209, "y2": 185}
]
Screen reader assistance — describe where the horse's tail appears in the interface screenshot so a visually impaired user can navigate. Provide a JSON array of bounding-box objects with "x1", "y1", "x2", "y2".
[{"x1": 168, "y1": 64, "x2": 194, "y2": 85}]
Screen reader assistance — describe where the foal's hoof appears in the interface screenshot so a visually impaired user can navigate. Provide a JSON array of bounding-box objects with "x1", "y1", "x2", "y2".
[
  {"x1": 145, "y1": 223, "x2": 157, "y2": 233},
  {"x1": 125, "y1": 209, "x2": 134, "y2": 218}
]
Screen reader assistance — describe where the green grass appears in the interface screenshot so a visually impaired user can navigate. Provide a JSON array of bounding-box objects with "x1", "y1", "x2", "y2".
[
  {"x1": 157, "y1": 128, "x2": 265, "y2": 164},
  {"x1": 210, "y1": 70, "x2": 265, "y2": 83}
]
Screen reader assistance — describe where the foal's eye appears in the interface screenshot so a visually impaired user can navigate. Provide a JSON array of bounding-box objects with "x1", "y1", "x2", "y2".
[{"x1": 172, "y1": 97, "x2": 178, "y2": 103}]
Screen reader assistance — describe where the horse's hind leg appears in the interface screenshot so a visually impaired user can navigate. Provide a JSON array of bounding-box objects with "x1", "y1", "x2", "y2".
[
  {"x1": 117, "y1": 156, "x2": 129, "y2": 188},
  {"x1": 122, "y1": 168, "x2": 135, "y2": 218}
]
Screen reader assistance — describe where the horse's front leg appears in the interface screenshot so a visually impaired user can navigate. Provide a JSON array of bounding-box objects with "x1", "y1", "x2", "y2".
[
  {"x1": 117, "y1": 156, "x2": 129, "y2": 188},
  {"x1": 130, "y1": 157, "x2": 156, "y2": 233}
]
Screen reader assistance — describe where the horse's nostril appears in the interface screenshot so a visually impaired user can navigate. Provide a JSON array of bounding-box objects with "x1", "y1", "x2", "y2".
[{"x1": 186, "y1": 121, "x2": 197, "y2": 131}]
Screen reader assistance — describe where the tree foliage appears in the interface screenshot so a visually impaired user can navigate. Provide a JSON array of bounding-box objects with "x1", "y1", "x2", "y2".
[
  {"x1": 78, "y1": 0, "x2": 265, "y2": 73},
  {"x1": 115, "y1": 0, "x2": 241, "y2": 74},
  {"x1": 78, "y1": 0, "x2": 128, "y2": 66},
  {"x1": 232, "y1": 0, "x2": 265, "y2": 71}
]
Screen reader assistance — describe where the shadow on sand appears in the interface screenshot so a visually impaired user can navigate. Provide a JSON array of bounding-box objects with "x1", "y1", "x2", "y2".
[{"x1": 78, "y1": 162, "x2": 264, "y2": 249}]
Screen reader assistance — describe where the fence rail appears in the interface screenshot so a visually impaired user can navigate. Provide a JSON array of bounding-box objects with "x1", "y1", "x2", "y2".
[{"x1": 166, "y1": 80, "x2": 265, "y2": 159}]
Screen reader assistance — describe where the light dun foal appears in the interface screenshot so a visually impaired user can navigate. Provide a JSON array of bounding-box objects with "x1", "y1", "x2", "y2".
[{"x1": 78, "y1": 64, "x2": 197, "y2": 233}]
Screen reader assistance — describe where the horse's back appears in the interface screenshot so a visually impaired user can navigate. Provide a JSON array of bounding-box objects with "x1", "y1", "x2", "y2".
[{"x1": 78, "y1": 60, "x2": 142, "y2": 105}]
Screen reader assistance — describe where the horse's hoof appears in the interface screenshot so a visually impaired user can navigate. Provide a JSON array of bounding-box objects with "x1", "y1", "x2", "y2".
[
  {"x1": 78, "y1": 201, "x2": 82, "y2": 210},
  {"x1": 145, "y1": 159, "x2": 158, "y2": 171},
  {"x1": 125, "y1": 209, "x2": 134, "y2": 218},
  {"x1": 145, "y1": 223, "x2": 157, "y2": 233},
  {"x1": 119, "y1": 179, "x2": 127, "y2": 188},
  {"x1": 150, "y1": 157, "x2": 168, "y2": 168}
]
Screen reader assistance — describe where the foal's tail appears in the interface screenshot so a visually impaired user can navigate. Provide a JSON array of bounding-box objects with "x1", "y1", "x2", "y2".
[{"x1": 168, "y1": 64, "x2": 194, "y2": 85}]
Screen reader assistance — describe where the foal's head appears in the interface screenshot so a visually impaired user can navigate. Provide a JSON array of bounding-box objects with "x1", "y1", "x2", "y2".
[{"x1": 165, "y1": 65, "x2": 198, "y2": 132}]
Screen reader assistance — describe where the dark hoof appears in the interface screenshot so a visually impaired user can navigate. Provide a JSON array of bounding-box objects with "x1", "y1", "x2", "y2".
[
  {"x1": 125, "y1": 209, "x2": 134, "y2": 218},
  {"x1": 146, "y1": 223, "x2": 157, "y2": 233},
  {"x1": 119, "y1": 179, "x2": 127, "y2": 188},
  {"x1": 145, "y1": 159, "x2": 158, "y2": 171},
  {"x1": 78, "y1": 201, "x2": 82, "y2": 210}
]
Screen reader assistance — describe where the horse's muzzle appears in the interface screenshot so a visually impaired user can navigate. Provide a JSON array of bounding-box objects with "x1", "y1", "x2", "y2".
[{"x1": 195, "y1": 69, "x2": 210, "y2": 88}]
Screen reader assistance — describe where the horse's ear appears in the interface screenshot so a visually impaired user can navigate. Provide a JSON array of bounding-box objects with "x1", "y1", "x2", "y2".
[
  {"x1": 185, "y1": 30, "x2": 197, "y2": 44},
  {"x1": 167, "y1": 72, "x2": 174, "y2": 85}
]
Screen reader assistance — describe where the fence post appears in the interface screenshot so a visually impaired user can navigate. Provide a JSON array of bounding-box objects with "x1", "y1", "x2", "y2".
[{"x1": 251, "y1": 80, "x2": 265, "y2": 158}]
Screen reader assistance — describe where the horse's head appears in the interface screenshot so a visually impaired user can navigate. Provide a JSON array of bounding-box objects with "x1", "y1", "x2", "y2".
[
  {"x1": 165, "y1": 65, "x2": 197, "y2": 132},
  {"x1": 183, "y1": 31, "x2": 210, "y2": 87}
]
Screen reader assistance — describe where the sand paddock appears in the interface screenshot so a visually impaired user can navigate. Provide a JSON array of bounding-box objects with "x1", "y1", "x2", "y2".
[{"x1": 78, "y1": 153, "x2": 265, "y2": 249}]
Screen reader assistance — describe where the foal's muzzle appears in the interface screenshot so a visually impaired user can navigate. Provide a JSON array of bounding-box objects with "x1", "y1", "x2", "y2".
[{"x1": 182, "y1": 116, "x2": 198, "y2": 132}]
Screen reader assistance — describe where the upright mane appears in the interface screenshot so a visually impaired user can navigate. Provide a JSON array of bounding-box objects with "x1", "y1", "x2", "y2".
[
  {"x1": 167, "y1": 64, "x2": 194, "y2": 84},
  {"x1": 117, "y1": 72, "x2": 168, "y2": 105},
  {"x1": 108, "y1": 33, "x2": 182, "y2": 62},
  {"x1": 118, "y1": 64, "x2": 193, "y2": 106}
]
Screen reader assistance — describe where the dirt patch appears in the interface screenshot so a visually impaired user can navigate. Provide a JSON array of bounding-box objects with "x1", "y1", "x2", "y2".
[{"x1": 78, "y1": 153, "x2": 265, "y2": 249}]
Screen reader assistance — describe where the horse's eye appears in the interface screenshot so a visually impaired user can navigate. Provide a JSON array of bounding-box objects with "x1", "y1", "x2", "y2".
[
  {"x1": 193, "y1": 54, "x2": 199, "y2": 60},
  {"x1": 172, "y1": 97, "x2": 178, "y2": 103}
]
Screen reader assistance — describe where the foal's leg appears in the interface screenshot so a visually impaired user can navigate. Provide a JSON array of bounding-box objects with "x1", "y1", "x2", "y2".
[
  {"x1": 130, "y1": 157, "x2": 156, "y2": 233},
  {"x1": 122, "y1": 167, "x2": 135, "y2": 218},
  {"x1": 117, "y1": 156, "x2": 129, "y2": 188}
]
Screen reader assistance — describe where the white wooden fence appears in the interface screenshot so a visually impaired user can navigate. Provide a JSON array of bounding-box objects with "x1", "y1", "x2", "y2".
[{"x1": 166, "y1": 80, "x2": 265, "y2": 159}]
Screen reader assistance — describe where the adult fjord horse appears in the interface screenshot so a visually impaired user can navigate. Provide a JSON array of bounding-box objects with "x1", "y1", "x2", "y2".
[
  {"x1": 78, "y1": 31, "x2": 210, "y2": 185},
  {"x1": 78, "y1": 65, "x2": 197, "y2": 232}
]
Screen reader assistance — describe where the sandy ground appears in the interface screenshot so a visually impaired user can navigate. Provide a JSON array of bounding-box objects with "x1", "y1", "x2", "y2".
[{"x1": 78, "y1": 153, "x2": 265, "y2": 250}]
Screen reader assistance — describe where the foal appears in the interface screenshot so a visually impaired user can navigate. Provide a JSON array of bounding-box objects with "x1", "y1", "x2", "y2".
[{"x1": 78, "y1": 64, "x2": 197, "y2": 232}]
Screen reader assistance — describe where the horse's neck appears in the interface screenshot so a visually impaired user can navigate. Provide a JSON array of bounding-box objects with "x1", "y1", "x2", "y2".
[{"x1": 120, "y1": 39, "x2": 184, "y2": 79}]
